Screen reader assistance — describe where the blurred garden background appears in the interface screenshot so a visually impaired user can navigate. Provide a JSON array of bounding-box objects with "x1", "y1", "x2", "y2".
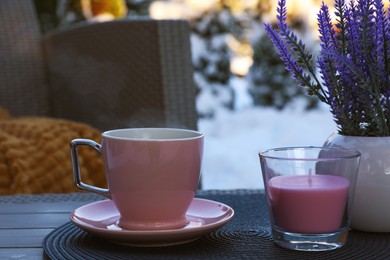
[{"x1": 34, "y1": 0, "x2": 337, "y2": 189}]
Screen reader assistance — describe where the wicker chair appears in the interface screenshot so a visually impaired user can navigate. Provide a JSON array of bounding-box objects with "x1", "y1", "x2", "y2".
[
  {"x1": 0, "y1": 0, "x2": 198, "y2": 131},
  {"x1": 0, "y1": 0, "x2": 200, "y2": 194}
]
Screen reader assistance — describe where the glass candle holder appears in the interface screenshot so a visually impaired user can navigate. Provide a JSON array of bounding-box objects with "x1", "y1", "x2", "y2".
[{"x1": 259, "y1": 147, "x2": 361, "y2": 251}]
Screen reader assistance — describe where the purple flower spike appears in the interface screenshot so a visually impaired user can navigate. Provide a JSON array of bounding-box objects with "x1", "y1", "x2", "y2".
[{"x1": 265, "y1": 0, "x2": 390, "y2": 136}]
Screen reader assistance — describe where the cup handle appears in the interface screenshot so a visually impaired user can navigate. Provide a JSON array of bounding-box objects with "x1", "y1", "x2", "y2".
[{"x1": 70, "y1": 139, "x2": 110, "y2": 198}]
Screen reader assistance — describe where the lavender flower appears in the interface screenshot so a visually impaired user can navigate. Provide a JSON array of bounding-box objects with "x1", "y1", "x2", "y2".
[{"x1": 265, "y1": 0, "x2": 390, "y2": 136}]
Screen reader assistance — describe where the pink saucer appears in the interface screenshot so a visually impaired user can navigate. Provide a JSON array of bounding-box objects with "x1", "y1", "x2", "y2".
[{"x1": 70, "y1": 198, "x2": 234, "y2": 247}]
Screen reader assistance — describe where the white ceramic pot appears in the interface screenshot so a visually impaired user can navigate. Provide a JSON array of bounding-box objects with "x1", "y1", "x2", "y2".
[{"x1": 324, "y1": 133, "x2": 390, "y2": 232}]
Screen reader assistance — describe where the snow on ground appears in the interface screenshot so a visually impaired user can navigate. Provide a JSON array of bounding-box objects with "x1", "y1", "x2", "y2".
[{"x1": 198, "y1": 101, "x2": 337, "y2": 190}]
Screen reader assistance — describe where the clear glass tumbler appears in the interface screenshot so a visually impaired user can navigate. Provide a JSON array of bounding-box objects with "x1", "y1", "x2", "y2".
[{"x1": 259, "y1": 147, "x2": 361, "y2": 251}]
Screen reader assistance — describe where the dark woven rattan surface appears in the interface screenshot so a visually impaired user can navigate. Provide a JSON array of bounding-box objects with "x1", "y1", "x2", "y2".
[
  {"x1": 44, "y1": 19, "x2": 197, "y2": 131},
  {"x1": 1, "y1": 0, "x2": 197, "y2": 132},
  {"x1": 42, "y1": 190, "x2": 390, "y2": 259},
  {"x1": 0, "y1": 0, "x2": 49, "y2": 116}
]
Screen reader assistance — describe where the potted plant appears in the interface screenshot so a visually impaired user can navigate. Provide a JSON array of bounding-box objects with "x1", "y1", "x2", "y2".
[{"x1": 265, "y1": 0, "x2": 390, "y2": 232}]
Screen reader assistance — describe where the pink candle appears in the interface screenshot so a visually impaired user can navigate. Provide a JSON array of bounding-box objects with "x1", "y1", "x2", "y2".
[{"x1": 268, "y1": 175, "x2": 349, "y2": 233}]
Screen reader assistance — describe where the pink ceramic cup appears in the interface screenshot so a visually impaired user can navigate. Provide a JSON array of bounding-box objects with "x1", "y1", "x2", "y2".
[{"x1": 70, "y1": 128, "x2": 203, "y2": 230}]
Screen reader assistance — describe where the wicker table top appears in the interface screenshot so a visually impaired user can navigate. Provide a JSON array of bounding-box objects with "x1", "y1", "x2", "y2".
[{"x1": 0, "y1": 190, "x2": 389, "y2": 259}]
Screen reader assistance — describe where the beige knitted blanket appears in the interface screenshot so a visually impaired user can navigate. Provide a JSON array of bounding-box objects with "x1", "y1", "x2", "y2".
[{"x1": 0, "y1": 108, "x2": 106, "y2": 194}]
